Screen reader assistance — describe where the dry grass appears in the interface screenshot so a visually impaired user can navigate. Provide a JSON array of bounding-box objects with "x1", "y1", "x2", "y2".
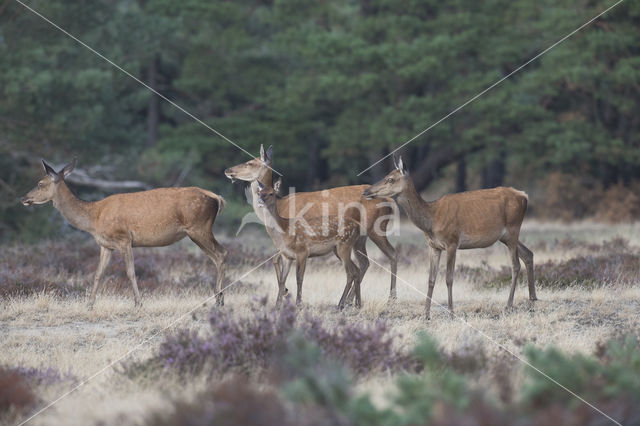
[{"x1": 1, "y1": 222, "x2": 640, "y2": 425}]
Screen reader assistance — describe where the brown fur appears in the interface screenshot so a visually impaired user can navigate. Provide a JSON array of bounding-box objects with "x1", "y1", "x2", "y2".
[
  {"x1": 256, "y1": 182, "x2": 362, "y2": 308},
  {"x1": 363, "y1": 158, "x2": 536, "y2": 319},
  {"x1": 225, "y1": 145, "x2": 399, "y2": 303},
  {"x1": 22, "y1": 160, "x2": 227, "y2": 308}
]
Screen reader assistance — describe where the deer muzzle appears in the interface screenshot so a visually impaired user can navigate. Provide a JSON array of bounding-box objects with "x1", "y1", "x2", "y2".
[
  {"x1": 224, "y1": 168, "x2": 236, "y2": 182},
  {"x1": 21, "y1": 196, "x2": 33, "y2": 206},
  {"x1": 362, "y1": 188, "x2": 374, "y2": 200}
]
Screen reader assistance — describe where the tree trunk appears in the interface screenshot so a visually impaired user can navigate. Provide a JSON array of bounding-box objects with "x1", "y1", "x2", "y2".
[
  {"x1": 306, "y1": 139, "x2": 318, "y2": 189},
  {"x1": 365, "y1": 148, "x2": 387, "y2": 184},
  {"x1": 482, "y1": 151, "x2": 505, "y2": 188},
  {"x1": 410, "y1": 144, "x2": 483, "y2": 192},
  {"x1": 456, "y1": 157, "x2": 467, "y2": 192},
  {"x1": 146, "y1": 54, "x2": 160, "y2": 148}
]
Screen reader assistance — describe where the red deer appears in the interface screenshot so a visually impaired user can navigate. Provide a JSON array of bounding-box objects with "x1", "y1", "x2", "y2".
[
  {"x1": 362, "y1": 157, "x2": 536, "y2": 319},
  {"x1": 256, "y1": 181, "x2": 362, "y2": 308},
  {"x1": 21, "y1": 159, "x2": 227, "y2": 309},
  {"x1": 225, "y1": 145, "x2": 398, "y2": 304}
]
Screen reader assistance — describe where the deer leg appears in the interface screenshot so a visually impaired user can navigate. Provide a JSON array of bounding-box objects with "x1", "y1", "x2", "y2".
[
  {"x1": 295, "y1": 252, "x2": 308, "y2": 306},
  {"x1": 518, "y1": 241, "x2": 537, "y2": 301},
  {"x1": 445, "y1": 245, "x2": 457, "y2": 318},
  {"x1": 338, "y1": 244, "x2": 361, "y2": 309},
  {"x1": 425, "y1": 247, "x2": 441, "y2": 320},
  {"x1": 275, "y1": 254, "x2": 293, "y2": 308},
  {"x1": 338, "y1": 275, "x2": 353, "y2": 310},
  {"x1": 346, "y1": 236, "x2": 369, "y2": 304},
  {"x1": 88, "y1": 246, "x2": 112, "y2": 310},
  {"x1": 120, "y1": 244, "x2": 142, "y2": 308},
  {"x1": 369, "y1": 232, "x2": 398, "y2": 302},
  {"x1": 210, "y1": 238, "x2": 227, "y2": 307},
  {"x1": 506, "y1": 241, "x2": 521, "y2": 309},
  {"x1": 354, "y1": 236, "x2": 370, "y2": 282},
  {"x1": 274, "y1": 254, "x2": 283, "y2": 306},
  {"x1": 189, "y1": 232, "x2": 227, "y2": 306}
]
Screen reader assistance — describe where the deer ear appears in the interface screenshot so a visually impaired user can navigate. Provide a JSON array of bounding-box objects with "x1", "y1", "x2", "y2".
[
  {"x1": 42, "y1": 160, "x2": 60, "y2": 182},
  {"x1": 260, "y1": 144, "x2": 266, "y2": 161},
  {"x1": 60, "y1": 157, "x2": 76, "y2": 178},
  {"x1": 398, "y1": 157, "x2": 407, "y2": 175},
  {"x1": 265, "y1": 145, "x2": 273, "y2": 164},
  {"x1": 273, "y1": 177, "x2": 282, "y2": 194}
]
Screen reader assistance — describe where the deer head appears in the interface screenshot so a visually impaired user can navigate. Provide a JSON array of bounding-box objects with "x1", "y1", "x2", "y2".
[
  {"x1": 362, "y1": 156, "x2": 408, "y2": 200},
  {"x1": 22, "y1": 159, "x2": 76, "y2": 206},
  {"x1": 224, "y1": 144, "x2": 273, "y2": 182},
  {"x1": 255, "y1": 180, "x2": 277, "y2": 209}
]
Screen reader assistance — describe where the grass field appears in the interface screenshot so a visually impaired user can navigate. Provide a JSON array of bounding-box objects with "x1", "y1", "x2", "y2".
[{"x1": 1, "y1": 221, "x2": 640, "y2": 425}]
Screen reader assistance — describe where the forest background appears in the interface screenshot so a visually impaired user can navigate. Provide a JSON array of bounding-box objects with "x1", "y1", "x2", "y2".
[{"x1": 1, "y1": 0, "x2": 639, "y2": 241}]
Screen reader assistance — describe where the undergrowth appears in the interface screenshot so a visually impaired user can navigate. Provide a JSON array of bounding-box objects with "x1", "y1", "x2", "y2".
[
  {"x1": 139, "y1": 333, "x2": 640, "y2": 426},
  {"x1": 459, "y1": 238, "x2": 640, "y2": 289}
]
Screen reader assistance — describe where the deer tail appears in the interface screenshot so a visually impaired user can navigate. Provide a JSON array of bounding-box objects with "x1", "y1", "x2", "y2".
[{"x1": 198, "y1": 189, "x2": 226, "y2": 214}]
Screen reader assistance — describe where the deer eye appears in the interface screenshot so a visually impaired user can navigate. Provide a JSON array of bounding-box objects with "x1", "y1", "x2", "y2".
[
  {"x1": 386, "y1": 178, "x2": 394, "y2": 183},
  {"x1": 37, "y1": 182, "x2": 43, "y2": 188}
]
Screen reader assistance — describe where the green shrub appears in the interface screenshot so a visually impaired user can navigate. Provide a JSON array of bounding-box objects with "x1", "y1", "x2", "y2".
[{"x1": 522, "y1": 336, "x2": 640, "y2": 408}]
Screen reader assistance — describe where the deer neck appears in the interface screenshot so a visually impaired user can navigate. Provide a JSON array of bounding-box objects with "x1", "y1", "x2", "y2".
[
  {"x1": 257, "y1": 165, "x2": 273, "y2": 187},
  {"x1": 52, "y1": 182, "x2": 95, "y2": 233},
  {"x1": 396, "y1": 178, "x2": 435, "y2": 233},
  {"x1": 249, "y1": 166, "x2": 275, "y2": 222},
  {"x1": 261, "y1": 201, "x2": 290, "y2": 239}
]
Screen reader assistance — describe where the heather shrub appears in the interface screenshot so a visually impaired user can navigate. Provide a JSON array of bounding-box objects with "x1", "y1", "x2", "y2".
[
  {"x1": 10, "y1": 365, "x2": 77, "y2": 387},
  {"x1": 125, "y1": 297, "x2": 410, "y2": 381},
  {"x1": 299, "y1": 313, "x2": 413, "y2": 375},
  {"x1": 0, "y1": 368, "x2": 36, "y2": 417},
  {"x1": 464, "y1": 238, "x2": 640, "y2": 289},
  {"x1": 143, "y1": 336, "x2": 388, "y2": 426},
  {"x1": 0, "y1": 237, "x2": 265, "y2": 298},
  {"x1": 144, "y1": 377, "x2": 291, "y2": 426},
  {"x1": 137, "y1": 333, "x2": 640, "y2": 426}
]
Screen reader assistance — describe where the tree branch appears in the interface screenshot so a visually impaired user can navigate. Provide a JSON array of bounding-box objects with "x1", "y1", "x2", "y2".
[{"x1": 65, "y1": 169, "x2": 152, "y2": 191}]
